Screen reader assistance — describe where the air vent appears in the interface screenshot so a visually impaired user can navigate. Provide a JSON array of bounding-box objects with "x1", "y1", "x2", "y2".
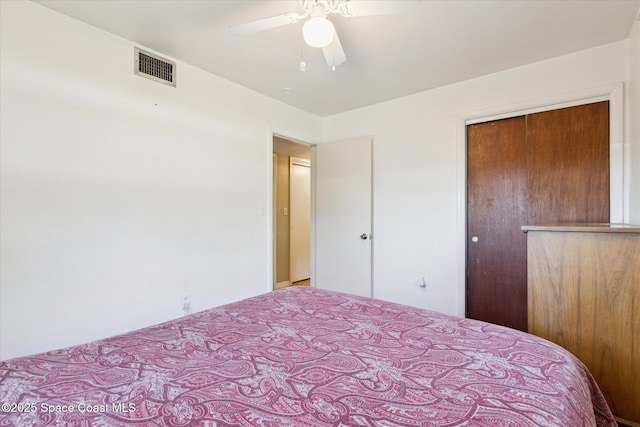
[{"x1": 134, "y1": 47, "x2": 176, "y2": 87}]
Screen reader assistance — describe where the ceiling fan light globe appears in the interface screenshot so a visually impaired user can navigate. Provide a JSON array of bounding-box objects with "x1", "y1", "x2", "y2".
[{"x1": 303, "y1": 17, "x2": 335, "y2": 48}]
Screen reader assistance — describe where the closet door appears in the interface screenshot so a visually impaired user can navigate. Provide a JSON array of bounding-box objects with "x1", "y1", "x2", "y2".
[
  {"x1": 467, "y1": 116, "x2": 528, "y2": 331},
  {"x1": 527, "y1": 102, "x2": 609, "y2": 224},
  {"x1": 466, "y1": 101, "x2": 609, "y2": 332}
]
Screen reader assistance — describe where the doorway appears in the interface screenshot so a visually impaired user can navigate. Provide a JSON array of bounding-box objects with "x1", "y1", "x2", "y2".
[
  {"x1": 271, "y1": 134, "x2": 374, "y2": 297},
  {"x1": 290, "y1": 157, "x2": 311, "y2": 283},
  {"x1": 273, "y1": 136, "x2": 312, "y2": 289}
]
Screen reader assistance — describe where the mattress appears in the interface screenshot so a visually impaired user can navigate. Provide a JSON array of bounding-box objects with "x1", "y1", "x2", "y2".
[{"x1": 0, "y1": 286, "x2": 615, "y2": 426}]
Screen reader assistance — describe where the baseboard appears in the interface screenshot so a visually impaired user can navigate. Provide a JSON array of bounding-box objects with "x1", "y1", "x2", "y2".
[{"x1": 274, "y1": 281, "x2": 291, "y2": 290}]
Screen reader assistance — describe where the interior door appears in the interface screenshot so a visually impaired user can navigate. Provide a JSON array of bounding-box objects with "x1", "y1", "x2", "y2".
[
  {"x1": 289, "y1": 157, "x2": 311, "y2": 282},
  {"x1": 466, "y1": 101, "x2": 609, "y2": 332},
  {"x1": 313, "y1": 136, "x2": 372, "y2": 297}
]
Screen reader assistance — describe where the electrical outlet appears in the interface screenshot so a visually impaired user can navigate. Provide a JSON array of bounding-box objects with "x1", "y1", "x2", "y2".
[{"x1": 181, "y1": 293, "x2": 191, "y2": 315}]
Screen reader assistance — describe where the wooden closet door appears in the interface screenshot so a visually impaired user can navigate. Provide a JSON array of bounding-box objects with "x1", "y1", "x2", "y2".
[
  {"x1": 466, "y1": 101, "x2": 609, "y2": 332},
  {"x1": 467, "y1": 116, "x2": 528, "y2": 331},
  {"x1": 527, "y1": 101, "x2": 609, "y2": 224}
]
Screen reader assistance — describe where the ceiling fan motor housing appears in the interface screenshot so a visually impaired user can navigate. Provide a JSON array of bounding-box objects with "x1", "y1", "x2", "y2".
[{"x1": 299, "y1": 0, "x2": 347, "y2": 17}]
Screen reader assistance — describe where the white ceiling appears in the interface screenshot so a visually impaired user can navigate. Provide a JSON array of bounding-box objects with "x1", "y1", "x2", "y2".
[{"x1": 34, "y1": 0, "x2": 640, "y2": 117}]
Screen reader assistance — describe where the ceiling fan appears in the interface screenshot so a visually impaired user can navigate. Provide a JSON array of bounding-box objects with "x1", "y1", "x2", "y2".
[{"x1": 230, "y1": 0, "x2": 421, "y2": 70}]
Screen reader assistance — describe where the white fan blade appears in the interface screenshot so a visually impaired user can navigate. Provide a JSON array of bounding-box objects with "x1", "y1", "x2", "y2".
[
  {"x1": 339, "y1": 0, "x2": 421, "y2": 17},
  {"x1": 322, "y1": 30, "x2": 347, "y2": 68},
  {"x1": 230, "y1": 13, "x2": 301, "y2": 35}
]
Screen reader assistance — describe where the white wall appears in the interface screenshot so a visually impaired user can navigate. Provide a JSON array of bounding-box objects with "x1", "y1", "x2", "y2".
[
  {"x1": 629, "y1": 18, "x2": 640, "y2": 225},
  {"x1": 323, "y1": 40, "x2": 633, "y2": 317},
  {"x1": 0, "y1": 1, "x2": 322, "y2": 360}
]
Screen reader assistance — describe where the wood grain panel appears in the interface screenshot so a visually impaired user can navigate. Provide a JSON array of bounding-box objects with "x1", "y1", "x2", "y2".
[
  {"x1": 467, "y1": 117, "x2": 528, "y2": 331},
  {"x1": 527, "y1": 101, "x2": 609, "y2": 224},
  {"x1": 467, "y1": 102, "x2": 609, "y2": 333},
  {"x1": 527, "y1": 230, "x2": 640, "y2": 423}
]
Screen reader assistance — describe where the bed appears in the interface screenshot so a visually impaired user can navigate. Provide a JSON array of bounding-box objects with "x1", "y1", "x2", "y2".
[{"x1": 0, "y1": 287, "x2": 615, "y2": 426}]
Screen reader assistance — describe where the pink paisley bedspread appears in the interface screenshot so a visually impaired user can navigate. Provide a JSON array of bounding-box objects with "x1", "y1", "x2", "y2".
[{"x1": 1, "y1": 287, "x2": 615, "y2": 426}]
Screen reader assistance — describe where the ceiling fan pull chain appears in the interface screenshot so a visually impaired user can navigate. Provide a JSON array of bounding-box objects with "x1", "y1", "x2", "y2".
[
  {"x1": 332, "y1": 40, "x2": 336, "y2": 71},
  {"x1": 300, "y1": 40, "x2": 307, "y2": 73}
]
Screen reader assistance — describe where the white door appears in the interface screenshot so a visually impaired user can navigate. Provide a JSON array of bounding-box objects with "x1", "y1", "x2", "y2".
[
  {"x1": 312, "y1": 136, "x2": 372, "y2": 297},
  {"x1": 290, "y1": 157, "x2": 311, "y2": 282}
]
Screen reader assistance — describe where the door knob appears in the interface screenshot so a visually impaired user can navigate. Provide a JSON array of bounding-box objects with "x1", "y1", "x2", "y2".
[
  {"x1": 360, "y1": 233, "x2": 369, "y2": 240},
  {"x1": 471, "y1": 236, "x2": 479, "y2": 243}
]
